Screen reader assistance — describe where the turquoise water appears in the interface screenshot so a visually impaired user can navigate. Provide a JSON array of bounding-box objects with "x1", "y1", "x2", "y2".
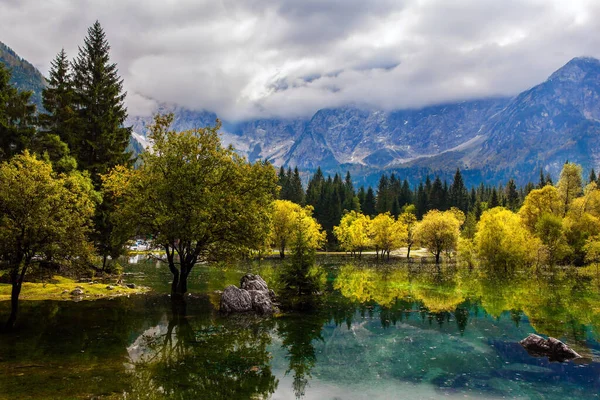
[{"x1": 1, "y1": 256, "x2": 599, "y2": 399}]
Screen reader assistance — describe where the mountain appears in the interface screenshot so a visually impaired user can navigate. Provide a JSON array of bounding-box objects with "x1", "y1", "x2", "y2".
[
  {"x1": 0, "y1": 41, "x2": 46, "y2": 109},
  {"x1": 2, "y1": 41, "x2": 599, "y2": 187},
  {"x1": 130, "y1": 57, "x2": 600, "y2": 186}
]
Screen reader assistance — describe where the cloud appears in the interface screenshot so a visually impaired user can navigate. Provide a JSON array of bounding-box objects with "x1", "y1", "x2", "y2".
[{"x1": 1, "y1": 0, "x2": 600, "y2": 120}]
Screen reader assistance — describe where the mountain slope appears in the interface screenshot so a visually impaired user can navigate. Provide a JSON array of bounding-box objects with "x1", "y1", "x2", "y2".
[{"x1": 0, "y1": 41, "x2": 46, "y2": 109}]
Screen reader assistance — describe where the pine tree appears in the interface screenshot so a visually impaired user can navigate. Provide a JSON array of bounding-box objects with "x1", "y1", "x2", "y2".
[
  {"x1": 71, "y1": 21, "x2": 132, "y2": 270},
  {"x1": 289, "y1": 167, "x2": 305, "y2": 204},
  {"x1": 450, "y1": 168, "x2": 469, "y2": 212},
  {"x1": 590, "y1": 168, "x2": 597, "y2": 185},
  {"x1": 376, "y1": 175, "x2": 391, "y2": 214},
  {"x1": 39, "y1": 49, "x2": 76, "y2": 168},
  {"x1": 71, "y1": 20, "x2": 132, "y2": 185},
  {"x1": 0, "y1": 63, "x2": 36, "y2": 161},
  {"x1": 538, "y1": 169, "x2": 546, "y2": 188},
  {"x1": 489, "y1": 188, "x2": 500, "y2": 208},
  {"x1": 363, "y1": 187, "x2": 377, "y2": 217},
  {"x1": 505, "y1": 179, "x2": 519, "y2": 211}
]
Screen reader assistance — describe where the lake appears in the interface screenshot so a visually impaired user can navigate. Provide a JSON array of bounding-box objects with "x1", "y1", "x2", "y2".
[{"x1": 1, "y1": 255, "x2": 599, "y2": 399}]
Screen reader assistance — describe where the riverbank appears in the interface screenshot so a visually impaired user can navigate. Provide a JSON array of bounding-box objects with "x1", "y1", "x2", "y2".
[{"x1": 0, "y1": 275, "x2": 149, "y2": 301}]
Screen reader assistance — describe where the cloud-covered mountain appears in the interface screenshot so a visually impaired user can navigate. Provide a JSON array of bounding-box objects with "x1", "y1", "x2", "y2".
[
  {"x1": 2, "y1": 42, "x2": 599, "y2": 187},
  {"x1": 129, "y1": 57, "x2": 600, "y2": 186}
]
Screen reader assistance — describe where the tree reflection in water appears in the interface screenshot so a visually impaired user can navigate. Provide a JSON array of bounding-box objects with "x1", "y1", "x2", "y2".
[{"x1": 125, "y1": 298, "x2": 278, "y2": 400}]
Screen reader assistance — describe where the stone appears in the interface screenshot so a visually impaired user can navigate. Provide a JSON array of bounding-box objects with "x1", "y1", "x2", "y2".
[
  {"x1": 220, "y1": 285, "x2": 252, "y2": 313},
  {"x1": 71, "y1": 288, "x2": 84, "y2": 296},
  {"x1": 240, "y1": 274, "x2": 269, "y2": 292},
  {"x1": 220, "y1": 274, "x2": 277, "y2": 315},
  {"x1": 126, "y1": 283, "x2": 136, "y2": 289},
  {"x1": 106, "y1": 285, "x2": 114, "y2": 290},
  {"x1": 520, "y1": 334, "x2": 581, "y2": 362}
]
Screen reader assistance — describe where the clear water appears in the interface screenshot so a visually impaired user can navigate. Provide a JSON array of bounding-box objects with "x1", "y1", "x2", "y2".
[{"x1": 1, "y1": 256, "x2": 600, "y2": 400}]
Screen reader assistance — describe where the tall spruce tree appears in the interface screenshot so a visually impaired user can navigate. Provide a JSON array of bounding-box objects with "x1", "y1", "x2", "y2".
[
  {"x1": 289, "y1": 167, "x2": 305, "y2": 204},
  {"x1": 71, "y1": 21, "x2": 132, "y2": 270},
  {"x1": 71, "y1": 21, "x2": 132, "y2": 183}
]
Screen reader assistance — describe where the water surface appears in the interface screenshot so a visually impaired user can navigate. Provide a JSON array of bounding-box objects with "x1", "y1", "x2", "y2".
[{"x1": 1, "y1": 256, "x2": 599, "y2": 399}]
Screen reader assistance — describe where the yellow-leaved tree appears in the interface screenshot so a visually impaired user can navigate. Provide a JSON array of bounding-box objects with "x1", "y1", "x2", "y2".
[
  {"x1": 370, "y1": 213, "x2": 408, "y2": 260},
  {"x1": 519, "y1": 185, "x2": 562, "y2": 232},
  {"x1": 474, "y1": 207, "x2": 541, "y2": 273},
  {"x1": 333, "y1": 211, "x2": 372, "y2": 258},
  {"x1": 271, "y1": 200, "x2": 325, "y2": 258},
  {"x1": 414, "y1": 209, "x2": 463, "y2": 264}
]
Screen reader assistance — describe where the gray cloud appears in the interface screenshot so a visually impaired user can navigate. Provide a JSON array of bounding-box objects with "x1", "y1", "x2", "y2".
[{"x1": 1, "y1": 0, "x2": 600, "y2": 120}]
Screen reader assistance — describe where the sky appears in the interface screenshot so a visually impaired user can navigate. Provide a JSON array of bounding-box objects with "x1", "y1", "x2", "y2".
[{"x1": 1, "y1": 0, "x2": 600, "y2": 121}]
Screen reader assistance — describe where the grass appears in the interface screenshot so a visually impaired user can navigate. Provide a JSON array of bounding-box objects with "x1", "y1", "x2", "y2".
[{"x1": 0, "y1": 275, "x2": 149, "y2": 301}]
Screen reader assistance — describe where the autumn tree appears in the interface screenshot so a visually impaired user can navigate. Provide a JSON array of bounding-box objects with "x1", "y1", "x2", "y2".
[
  {"x1": 271, "y1": 200, "x2": 325, "y2": 258},
  {"x1": 557, "y1": 162, "x2": 583, "y2": 216},
  {"x1": 400, "y1": 210, "x2": 418, "y2": 259},
  {"x1": 474, "y1": 207, "x2": 541, "y2": 272},
  {"x1": 414, "y1": 209, "x2": 463, "y2": 264},
  {"x1": 0, "y1": 152, "x2": 97, "y2": 329},
  {"x1": 519, "y1": 185, "x2": 562, "y2": 232},
  {"x1": 370, "y1": 213, "x2": 407, "y2": 260},
  {"x1": 105, "y1": 114, "x2": 278, "y2": 297},
  {"x1": 333, "y1": 211, "x2": 372, "y2": 258}
]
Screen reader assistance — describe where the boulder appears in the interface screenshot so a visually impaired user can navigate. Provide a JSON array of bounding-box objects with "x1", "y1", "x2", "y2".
[
  {"x1": 106, "y1": 285, "x2": 114, "y2": 290},
  {"x1": 520, "y1": 334, "x2": 581, "y2": 362},
  {"x1": 240, "y1": 274, "x2": 269, "y2": 292},
  {"x1": 220, "y1": 274, "x2": 277, "y2": 314},
  {"x1": 126, "y1": 283, "x2": 136, "y2": 289},
  {"x1": 71, "y1": 288, "x2": 84, "y2": 296},
  {"x1": 220, "y1": 285, "x2": 253, "y2": 313}
]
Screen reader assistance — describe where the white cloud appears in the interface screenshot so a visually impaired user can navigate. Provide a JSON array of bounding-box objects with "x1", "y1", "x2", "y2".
[{"x1": 1, "y1": 0, "x2": 600, "y2": 120}]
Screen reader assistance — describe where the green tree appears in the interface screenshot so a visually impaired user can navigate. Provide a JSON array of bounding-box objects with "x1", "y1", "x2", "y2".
[
  {"x1": 71, "y1": 21, "x2": 132, "y2": 181},
  {"x1": 38, "y1": 49, "x2": 77, "y2": 170},
  {"x1": 0, "y1": 151, "x2": 97, "y2": 329},
  {"x1": 0, "y1": 63, "x2": 36, "y2": 161},
  {"x1": 105, "y1": 114, "x2": 278, "y2": 297}
]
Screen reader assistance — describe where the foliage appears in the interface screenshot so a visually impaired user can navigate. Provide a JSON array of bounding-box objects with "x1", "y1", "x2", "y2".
[
  {"x1": 104, "y1": 114, "x2": 278, "y2": 295},
  {"x1": 333, "y1": 211, "x2": 372, "y2": 257},
  {"x1": 400, "y1": 211, "x2": 418, "y2": 258},
  {"x1": 370, "y1": 212, "x2": 408, "y2": 260},
  {"x1": 474, "y1": 207, "x2": 541, "y2": 272},
  {"x1": 557, "y1": 162, "x2": 583, "y2": 216},
  {"x1": 519, "y1": 185, "x2": 562, "y2": 232},
  {"x1": 414, "y1": 209, "x2": 463, "y2": 264},
  {"x1": 0, "y1": 63, "x2": 37, "y2": 162},
  {"x1": 0, "y1": 151, "x2": 97, "y2": 328},
  {"x1": 271, "y1": 200, "x2": 325, "y2": 258}
]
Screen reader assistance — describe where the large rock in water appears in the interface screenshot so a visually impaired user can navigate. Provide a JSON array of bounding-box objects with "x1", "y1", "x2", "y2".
[
  {"x1": 520, "y1": 334, "x2": 581, "y2": 362},
  {"x1": 220, "y1": 274, "x2": 277, "y2": 315}
]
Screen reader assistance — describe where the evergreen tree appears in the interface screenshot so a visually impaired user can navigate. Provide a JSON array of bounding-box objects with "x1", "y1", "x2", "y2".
[
  {"x1": 538, "y1": 169, "x2": 546, "y2": 188},
  {"x1": 376, "y1": 175, "x2": 391, "y2": 214},
  {"x1": 428, "y1": 176, "x2": 445, "y2": 210},
  {"x1": 545, "y1": 173, "x2": 553, "y2": 187},
  {"x1": 505, "y1": 179, "x2": 519, "y2": 211},
  {"x1": 71, "y1": 21, "x2": 132, "y2": 270},
  {"x1": 39, "y1": 49, "x2": 76, "y2": 169},
  {"x1": 0, "y1": 63, "x2": 36, "y2": 161},
  {"x1": 489, "y1": 188, "x2": 500, "y2": 208},
  {"x1": 416, "y1": 182, "x2": 428, "y2": 218},
  {"x1": 289, "y1": 167, "x2": 305, "y2": 204},
  {"x1": 363, "y1": 187, "x2": 376, "y2": 217},
  {"x1": 449, "y1": 168, "x2": 469, "y2": 212},
  {"x1": 71, "y1": 20, "x2": 132, "y2": 184},
  {"x1": 399, "y1": 179, "x2": 412, "y2": 207},
  {"x1": 590, "y1": 168, "x2": 597, "y2": 185}
]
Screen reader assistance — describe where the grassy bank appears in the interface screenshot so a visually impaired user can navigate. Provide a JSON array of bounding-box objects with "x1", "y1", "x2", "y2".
[{"x1": 0, "y1": 275, "x2": 149, "y2": 301}]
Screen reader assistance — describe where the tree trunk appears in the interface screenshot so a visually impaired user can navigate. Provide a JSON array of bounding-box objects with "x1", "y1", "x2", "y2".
[
  {"x1": 435, "y1": 251, "x2": 441, "y2": 264},
  {"x1": 5, "y1": 266, "x2": 26, "y2": 331},
  {"x1": 170, "y1": 263, "x2": 191, "y2": 297},
  {"x1": 279, "y1": 249, "x2": 285, "y2": 259},
  {"x1": 406, "y1": 244, "x2": 412, "y2": 259}
]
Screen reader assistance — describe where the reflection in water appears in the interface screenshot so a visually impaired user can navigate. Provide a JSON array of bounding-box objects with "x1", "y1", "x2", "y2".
[
  {"x1": 124, "y1": 299, "x2": 278, "y2": 400},
  {"x1": 2, "y1": 258, "x2": 600, "y2": 399}
]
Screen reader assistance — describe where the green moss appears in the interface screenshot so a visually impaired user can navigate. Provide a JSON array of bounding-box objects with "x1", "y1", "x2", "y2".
[{"x1": 0, "y1": 275, "x2": 149, "y2": 301}]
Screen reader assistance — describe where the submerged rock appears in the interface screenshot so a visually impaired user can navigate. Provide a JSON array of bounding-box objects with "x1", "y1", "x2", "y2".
[
  {"x1": 220, "y1": 285, "x2": 252, "y2": 313},
  {"x1": 520, "y1": 334, "x2": 581, "y2": 362},
  {"x1": 220, "y1": 274, "x2": 278, "y2": 315},
  {"x1": 70, "y1": 288, "x2": 84, "y2": 296}
]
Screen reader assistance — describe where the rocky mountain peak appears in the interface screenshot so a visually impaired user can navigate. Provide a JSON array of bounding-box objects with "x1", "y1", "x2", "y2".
[{"x1": 548, "y1": 56, "x2": 600, "y2": 83}]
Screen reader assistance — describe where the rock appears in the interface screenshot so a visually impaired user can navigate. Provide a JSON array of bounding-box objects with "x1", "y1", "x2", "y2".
[
  {"x1": 520, "y1": 334, "x2": 581, "y2": 362},
  {"x1": 220, "y1": 285, "x2": 253, "y2": 313},
  {"x1": 126, "y1": 283, "x2": 136, "y2": 289},
  {"x1": 71, "y1": 288, "x2": 84, "y2": 296},
  {"x1": 240, "y1": 274, "x2": 269, "y2": 292},
  {"x1": 106, "y1": 285, "x2": 114, "y2": 290},
  {"x1": 220, "y1": 274, "x2": 277, "y2": 314}
]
